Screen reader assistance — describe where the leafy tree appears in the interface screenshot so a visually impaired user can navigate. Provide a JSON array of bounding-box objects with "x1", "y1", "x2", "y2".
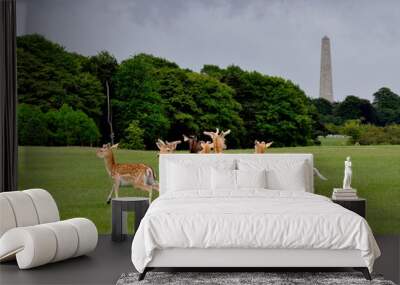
[
  {"x1": 114, "y1": 54, "x2": 244, "y2": 148},
  {"x1": 18, "y1": 104, "x2": 49, "y2": 145},
  {"x1": 83, "y1": 51, "x2": 118, "y2": 86},
  {"x1": 373, "y1": 87, "x2": 400, "y2": 125},
  {"x1": 113, "y1": 54, "x2": 170, "y2": 148},
  {"x1": 201, "y1": 64, "x2": 224, "y2": 80},
  {"x1": 358, "y1": 124, "x2": 388, "y2": 145},
  {"x1": 341, "y1": 120, "x2": 362, "y2": 144},
  {"x1": 334, "y1": 95, "x2": 376, "y2": 124},
  {"x1": 204, "y1": 65, "x2": 313, "y2": 147},
  {"x1": 307, "y1": 99, "x2": 327, "y2": 143},
  {"x1": 184, "y1": 72, "x2": 244, "y2": 148},
  {"x1": 45, "y1": 104, "x2": 100, "y2": 146},
  {"x1": 83, "y1": 51, "x2": 119, "y2": 143},
  {"x1": 121, "y1": 121, "x2": 145, "y2": 150},
  {"x1": 385, "y1": 125, "x2": 400, "y2": 144},
  {"x1": 310, "y1": 98, "x2": 341, "y2": 125},
  {"x1": 312, "y1": 98, "x2": 333, "y2": 116},
  {"x1": 17, "y1": 34, "x2": 105, "y2": 121},
  {"x1": 155, "y1": 67, "x2": 200, "y2": 138},
  {"x1": 339, "y1": 122, "x2": 400, "y2": 145}
]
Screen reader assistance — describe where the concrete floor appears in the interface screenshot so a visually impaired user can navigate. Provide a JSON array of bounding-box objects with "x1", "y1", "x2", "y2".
[
  {"x1": 0, "y1": 235, "x2": 134, "y2": 285},
  {"x1": 0, "y1": 235, "x2": 399, "y2": 285}
]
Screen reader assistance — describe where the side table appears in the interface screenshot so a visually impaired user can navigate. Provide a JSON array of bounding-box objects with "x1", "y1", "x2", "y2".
[
  {"x1": 332, "y1": 198, "x2": 366, "y2": 218},
  {"x1": 112, "y1": 197, "x2": 149, "y2": 242}
]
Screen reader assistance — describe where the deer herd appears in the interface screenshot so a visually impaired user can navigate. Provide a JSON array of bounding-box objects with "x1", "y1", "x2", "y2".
[{"x1": 96, "y1": 128, "x2": 273, "y2": 203}]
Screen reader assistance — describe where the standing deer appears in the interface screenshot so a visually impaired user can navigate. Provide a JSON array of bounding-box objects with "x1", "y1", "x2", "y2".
[
  {"x1": 156, "y1": 139, "x2": 181, "y2": 154},
  {"x1": 203, "y1": 128, "x2": 231, "y2": 153},
  {"x1": 96, "y1": 143, "x2": 158, "y2": 204},
  {"x1": 183, "y1": 135, "x2": 203, "y2": 153},
  {"x1": 199, "y1": 141, "x2": 214, "y2": 153},
  {"x1": 254, "y1": 140, "x2": 273, "y2": 153}
]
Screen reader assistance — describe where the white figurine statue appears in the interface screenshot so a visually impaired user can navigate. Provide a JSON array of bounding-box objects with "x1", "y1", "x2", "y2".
[{"x1": 343, "y1": 156, "x2": 352, "y2": 190}]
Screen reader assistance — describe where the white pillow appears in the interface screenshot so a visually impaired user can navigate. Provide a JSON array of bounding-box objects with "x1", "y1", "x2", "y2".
[
  {"x1": 238, "y1": 159, "x2": 308, "y2": 191},
  {"x1": 212, "y1": 168, "x2": 237, "y2": 190},
  {"x1": 266, "y1": 163, "x2": 307, "y2": 191},
  {"x1": 167, "y1": 163, "x2": 212, "y2": 192},
  {"x1": 236, "y1": 169, "x2": 267, "y2": 189}
]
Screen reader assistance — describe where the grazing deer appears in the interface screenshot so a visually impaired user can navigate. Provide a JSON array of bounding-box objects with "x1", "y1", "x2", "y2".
[
  {"x1": 183, "y1": 135, "x2": 203, "y2": 153},
  {"x1": 199, "y1": 141, "x2": 214, "y2": 153},
  {"x1": 254, "y1": 140, "x2": 273, "y2": 153},
  {"x1": 156, "y1": 139, "x2": 181, "y2": 154},
  {"x1": 96, "y1": 143, "x2": 158, "y2": 204},
  {"x1": 203, "y1": 128, "x2": 231, "y2": 153}
]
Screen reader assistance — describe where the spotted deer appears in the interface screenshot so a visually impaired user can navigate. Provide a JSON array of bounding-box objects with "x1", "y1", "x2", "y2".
[
  {"x1": 183, "y1": 135, "x2": 203, "y2": 153},
  {"x1": 254, "y1": 140, "x2": 273, "y2": 153},
  {"x1": 96, "y1": 143, "x2": 158, "y2": 204},
  {"x1": 199, "y1": 141, "x2": 214, "y2": 153},
  {"x1": 156, "y1": 139, "x2": 181, "y2": 154},
  {"x1": 203, "y1": 128, "x2": 231, "y2": 153}
]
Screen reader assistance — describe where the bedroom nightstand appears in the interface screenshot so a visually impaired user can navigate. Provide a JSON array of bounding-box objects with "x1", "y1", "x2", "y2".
[
  {"x1": 112, "y1": 197, "x2": 149, "y2": 242},
  {"x1": 332, "y1": 198, "x2": 366, "y2": 218}
]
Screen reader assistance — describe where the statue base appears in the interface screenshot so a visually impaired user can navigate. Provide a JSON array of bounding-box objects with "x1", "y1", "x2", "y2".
[{"x1": 334, "y1": 188, "x2": 357, "y2": 192}]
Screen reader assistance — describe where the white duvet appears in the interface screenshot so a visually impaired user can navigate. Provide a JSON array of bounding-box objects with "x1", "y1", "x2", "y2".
[{"x1": 131, "y1": 190, "x2": 380, "y2": 273}]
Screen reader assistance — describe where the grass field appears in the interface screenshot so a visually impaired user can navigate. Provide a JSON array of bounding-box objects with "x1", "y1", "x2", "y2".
[{"x1": 18, "y1": 144, "x2": 400, "y2": 234}]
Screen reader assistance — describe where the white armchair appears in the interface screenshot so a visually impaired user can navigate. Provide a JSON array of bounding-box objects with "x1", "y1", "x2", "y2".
[{"x1": 0, "y1": 189, "x2": 98, "y2": 269}]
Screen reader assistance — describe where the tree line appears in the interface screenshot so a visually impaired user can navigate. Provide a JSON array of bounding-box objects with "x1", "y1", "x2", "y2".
[{"x1": 17, "y1": 34, "x2": 400, "y2": 148}]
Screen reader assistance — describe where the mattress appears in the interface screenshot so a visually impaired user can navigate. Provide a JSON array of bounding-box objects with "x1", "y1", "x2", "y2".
[{"x1": 131, "y1": 190, "x2": 380, "y2": 273}]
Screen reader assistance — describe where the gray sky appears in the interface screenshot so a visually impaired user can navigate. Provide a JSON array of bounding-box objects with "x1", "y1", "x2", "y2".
[{"x1": 17, "y1": 0, "x2": 400, "y2": 101}]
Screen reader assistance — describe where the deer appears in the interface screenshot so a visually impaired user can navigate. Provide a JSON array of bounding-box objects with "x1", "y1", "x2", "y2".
[
  {"x1": 156, "y1": 139, "x2": 181, "y2": 154},
  {"x1": 254, "y1": 140, "x2": 273, "y2": 153},
  {"x1": 96, "y1": 143, "x2": 158, "y2": 204},
  {"x1": 203, "y1": 128, "x2": 231, "y2": 153},
  {"x1": 199, "y1": 141, "x2": 214, "y2": 153},
  {"x1": 183, "y1": 135, "x2": 203, "y2": 153}
]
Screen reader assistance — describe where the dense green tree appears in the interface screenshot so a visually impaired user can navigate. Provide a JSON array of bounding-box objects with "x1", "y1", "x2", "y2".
[
  {"x1": 203, "y1": 65, "x2": 313, "y2": 147},
  {"x1": 307, "y1": 99, "x2": 328, "y2": 143},
  {"x1": 155, "y1": 67, "x2": 200, "y2": 138},
  {"x1": 310, "y1": 98, "x2": 341, "y2": 125},
  {"x1": 341, "y1": 120, "x2": 362, "y2": 144},
  {"x1": 312, "y1": 98, "x2": 333, "y2": 116},
  {"x1": 45, "y1": 104, "x2": 100, "y2": 146},
  {"x1": 120, "y1": 121, "x2": 145, "y2": 150},
  {"x1": 83, "y1": 51, "x2": 118, "y2": 86},
  {"x1": 112, "y1": 54, "x2": 170, "y2": 148},
  {"x1": 184, "y1": 72, "x2": 244, "y2": 148},
  {"x1": 334, "y1": 95, "x2": 376, "y2": 124},
  {"x1": 18, "y1": 104, "x2": 49, "y2": 146},
  {"x1": 201, "y1": 64, "x2": 224, "y2": 80},
  {"x1": 373, "y1": 87, "x2": 400, "y2": 125},
  {"x1": 17, "y1": 34, "x2": 105, "y2": 121},
  {"x1": 20, "y1": 35, "x2": 362, "y2": 148},
  {"x1": 18, "y1": 104, "x2": 99, "y2": 146},
  {"x1": 83, "y1": 51, "x2": 119, "y2": 143},
  {"x1": 114, "y1": 54, "x2": 244, "y2": 148}
]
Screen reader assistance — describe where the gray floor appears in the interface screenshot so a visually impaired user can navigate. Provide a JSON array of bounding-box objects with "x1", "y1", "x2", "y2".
[{"x1": 0, "y1": 235, "x2": 399, "y2": 285}]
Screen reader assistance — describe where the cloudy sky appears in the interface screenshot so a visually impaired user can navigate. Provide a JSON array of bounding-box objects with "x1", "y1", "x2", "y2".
[{"x1": 17, "y1": 0, "x2": 400, "y2": 101}]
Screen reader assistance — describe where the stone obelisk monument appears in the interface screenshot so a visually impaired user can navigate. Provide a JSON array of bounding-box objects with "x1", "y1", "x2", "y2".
[{"x1": 319, "y1": 36, "x2": 333, "y2": 102}]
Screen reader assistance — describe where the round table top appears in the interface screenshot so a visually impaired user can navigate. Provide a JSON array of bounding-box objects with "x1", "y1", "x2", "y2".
[{"x1": 112, "y1": 197, "x2": 149, "y2": 202}]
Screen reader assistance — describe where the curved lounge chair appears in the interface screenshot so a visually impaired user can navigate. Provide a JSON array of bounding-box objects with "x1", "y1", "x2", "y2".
[{"x1": 0, "y1": 189, "x2": 98, "y2": 269}]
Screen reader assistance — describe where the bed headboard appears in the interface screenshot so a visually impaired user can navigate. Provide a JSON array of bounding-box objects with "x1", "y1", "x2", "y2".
[{"x1": 159, "y1": 153, "x2": 314, "y2": 194}]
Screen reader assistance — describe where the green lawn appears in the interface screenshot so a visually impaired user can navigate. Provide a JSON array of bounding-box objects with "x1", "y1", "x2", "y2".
[{"x1": 18, "y1": 145, "x2": 400, "y2": 234}]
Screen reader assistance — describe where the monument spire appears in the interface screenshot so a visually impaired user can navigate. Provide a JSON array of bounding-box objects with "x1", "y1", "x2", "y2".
[{"x1": 319, "y1": 36, "x2": 334, "y2": 102}]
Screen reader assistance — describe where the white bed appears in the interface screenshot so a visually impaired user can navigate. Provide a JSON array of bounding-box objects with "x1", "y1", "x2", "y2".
[{"x1": 131, "y1": 154, "x2": 380, "y2": 280}]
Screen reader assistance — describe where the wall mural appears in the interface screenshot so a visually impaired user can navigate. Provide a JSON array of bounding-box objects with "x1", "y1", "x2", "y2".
[{"x1": 16, "y1": 34, "x2": 400, "y2": 235}]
